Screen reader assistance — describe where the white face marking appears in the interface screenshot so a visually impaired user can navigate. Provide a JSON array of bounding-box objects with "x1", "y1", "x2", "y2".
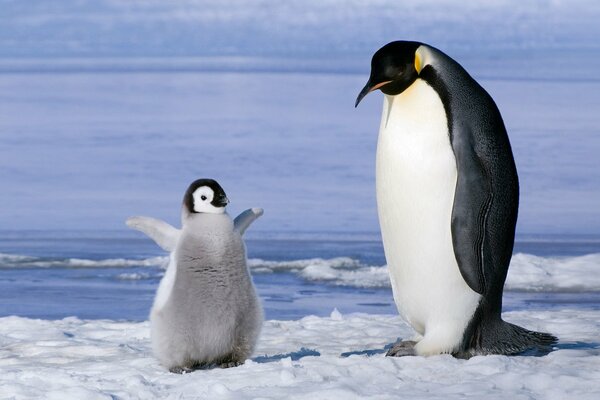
[{"x1": 192, "y1": 186, "x2": 225, "y2": 214}]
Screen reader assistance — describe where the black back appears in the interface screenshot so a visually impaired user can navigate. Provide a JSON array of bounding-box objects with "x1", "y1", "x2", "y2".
[{"x1": 418, "y1": 44, "x2": 519, "y2": 316}]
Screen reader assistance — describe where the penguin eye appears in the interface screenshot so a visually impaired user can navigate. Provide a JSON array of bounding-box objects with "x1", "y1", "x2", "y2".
[{"x1": 201, "y1": 195, "x2": 207, "y2": 201}]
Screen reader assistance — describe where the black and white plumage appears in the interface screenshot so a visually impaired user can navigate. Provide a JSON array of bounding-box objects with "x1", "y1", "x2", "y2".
[
  {"x1": 356, "y1": 41, "x2": 557, "y2": 357},
  {"x1": 127, "y1": 179, "x2": 263, "y2": 371}
]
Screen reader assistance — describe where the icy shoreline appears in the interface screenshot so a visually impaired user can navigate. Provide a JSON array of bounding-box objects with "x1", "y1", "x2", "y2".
[
  {"x1": 3, "y1": 251, "x2": 600, "y2": 292},
  {"x1": 1, "y1": 310, "x2": 599, "y2": 399}
]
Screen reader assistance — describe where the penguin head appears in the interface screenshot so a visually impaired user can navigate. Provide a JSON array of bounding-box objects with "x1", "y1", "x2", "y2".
[
  {"x1": 183, "y1": 178, "x2": 229, "y2": 215},
  {"x1": 355, "y1": 41, "x2": 422, "y2": 107}
]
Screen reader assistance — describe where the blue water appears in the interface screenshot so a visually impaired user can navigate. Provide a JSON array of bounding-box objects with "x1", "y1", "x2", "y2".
[
  {"x1": 1, "y1": 231, "x2": 599, "y2": 321},
  {"x1": 0, "y1": 231, "x2": 390, "y2": 320},
  {"x1": 1, "y1": 69, "x2": 598, "y2": 234}
]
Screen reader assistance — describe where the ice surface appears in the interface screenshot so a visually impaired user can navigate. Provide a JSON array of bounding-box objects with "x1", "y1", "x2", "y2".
[
  {"x1": 250, "y1": 253, "x2": 600, "y2": 292},
  {"x1": 1, "y1": 310, "x2": 599, "y2": 399},
  {"x1": 506, "y1": 253, "x2": 600, "y2": 292}
]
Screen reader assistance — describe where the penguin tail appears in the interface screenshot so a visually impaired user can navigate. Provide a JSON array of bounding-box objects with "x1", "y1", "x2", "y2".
[
  {"x1": 462, "y1": 318, "x2": 558, "y2": 357},
  {"x1": 499, "y1": 321, "x2": 558, "y2": 355}
]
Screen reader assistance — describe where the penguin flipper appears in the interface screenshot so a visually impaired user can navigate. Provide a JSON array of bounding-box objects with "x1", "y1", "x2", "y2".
[
  {"x1": 126, "y1": 216, "x2": 180, "y2": 252},
  {"x1": 234, "y1": 208, "x2": 264, "y2": 236},
  {"x1": 450, "y1": 137, "x2": 491, "y2": 295}
]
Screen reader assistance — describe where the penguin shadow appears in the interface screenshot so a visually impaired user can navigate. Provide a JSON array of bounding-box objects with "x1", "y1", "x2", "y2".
[
  {"x1": 340, "y1": 342, "x2": 395, "y2": 358},
  {"x1": 499, "y1": 341, "x2": 600, "y2": 358},
  {"x1": 254, "y1": 341, "x2": 397, "y2": 361},
  {"x1": 187, "y1": 339, "x2": 595, "y2": 369},
  {"x1": 490, "y1": 341, "x2": 600, "y2": 358},
  {"x1": 552, "y1": 341, "x2": 600, "y2": 353},
  {"x1": 252, "y1": 347, "x2": 321, "y2": 364},
  {"x1": 337, "y1": 339, "x2": 600, "y2": 359}
]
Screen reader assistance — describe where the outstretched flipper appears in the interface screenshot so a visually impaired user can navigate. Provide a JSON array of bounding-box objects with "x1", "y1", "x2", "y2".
[
  {"x1": 234, "y1": 208, "x2": 264, "y2": 236},
  {"x1": 126, "y1": 216, "x2": 180, "y2": 252}
]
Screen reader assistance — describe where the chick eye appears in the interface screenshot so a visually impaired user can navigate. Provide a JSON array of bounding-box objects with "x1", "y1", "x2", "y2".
[{"x1": 201, "y1": 195, "x2": 207, "y2": 201}]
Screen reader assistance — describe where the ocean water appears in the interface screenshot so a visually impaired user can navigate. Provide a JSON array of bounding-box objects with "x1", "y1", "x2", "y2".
[
  {"x1": 1, "y1": 231, "x2": 599, "y2": 321},
  {"x1": 1, "y1": 69, "x2": 599, "y2": 234}
]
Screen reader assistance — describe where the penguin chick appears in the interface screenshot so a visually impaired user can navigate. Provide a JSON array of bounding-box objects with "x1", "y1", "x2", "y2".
[{"x1": 126, "y1": 178, "x2": 264, "y2": 372}]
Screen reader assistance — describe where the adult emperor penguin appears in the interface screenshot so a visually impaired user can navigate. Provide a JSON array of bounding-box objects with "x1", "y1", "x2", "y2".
[
  {"x1": 355, "y1": 41, "x2": 557, "y2": 357},
  {"x1": 126, "y1": 178, "x2": 264, "y2": 372}
]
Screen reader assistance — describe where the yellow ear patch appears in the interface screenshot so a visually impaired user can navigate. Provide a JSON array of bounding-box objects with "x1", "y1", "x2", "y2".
[{"x1": 414, "y1": 51, "x2": 422, "y2": 74}]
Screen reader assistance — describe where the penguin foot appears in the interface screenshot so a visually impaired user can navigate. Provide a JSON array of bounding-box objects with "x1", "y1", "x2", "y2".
[
  {"x1": 386, "y1": 340, "x2": 417, "y2": 357},
  {"x1": 169, "y1": 366, "x2": 196, "y2": 374},
  {"x1": 218, "y1": 360, "x2": 243, "y2": 369},
  {"x1": 452, "y1": 350, "x2": 474, "y2": 360},
  {"x1": 168, "y1": 356, "x2": 245, "y2": 372}
]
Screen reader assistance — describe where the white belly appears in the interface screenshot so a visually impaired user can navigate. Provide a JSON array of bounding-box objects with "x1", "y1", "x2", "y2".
[
  {"x1": 152, "y1": 252, "x2": 177, "y2": 312},
  {"x1": 376, "y1": 79, "x2": 480, "y2": 352}
]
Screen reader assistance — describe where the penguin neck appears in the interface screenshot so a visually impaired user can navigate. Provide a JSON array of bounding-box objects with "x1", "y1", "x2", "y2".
[
  {"x1": 415, "y1": 44, "x2": 462, "y2": 79},
  {"x1": 181, "y1": 210, "x2": 233, "y2": 233},
  {"x1": 414, "y1": 44, "x2": 482, "y2": 141},
  {"x1": 380, "y1": 78, "x2": 443, "y2": 132}
]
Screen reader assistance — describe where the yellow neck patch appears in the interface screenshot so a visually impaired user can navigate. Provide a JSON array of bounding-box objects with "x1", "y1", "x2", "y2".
[{"x1": 414, "y1": 51, "x2": 423, "y2": 74}]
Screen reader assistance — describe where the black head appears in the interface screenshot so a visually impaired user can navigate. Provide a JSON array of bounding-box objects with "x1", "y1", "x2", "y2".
[
  {"x1": 183, "y1": 178, "x2": 229, "y2": 214},
  {"x1": 355, "y1": 41, "x2": 422, "y2": 107}
]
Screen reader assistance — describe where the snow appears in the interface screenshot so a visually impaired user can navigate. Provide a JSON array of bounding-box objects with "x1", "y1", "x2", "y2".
[
  {"x1": 1, "y1": 309, "x2": 599, "y2": 399},
  {"x1": 507, "y1": 253, "x2": 600, "y2": 292},
  {"x1": 256, "y1": 252, "x2": 600, "y2": 292}
]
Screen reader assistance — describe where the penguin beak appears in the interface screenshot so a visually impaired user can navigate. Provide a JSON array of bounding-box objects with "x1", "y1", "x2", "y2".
[
  {"x1": 355, "y1": 80, "x2": 393, "y2": 107},
  {"x1": 214, "y1": 196, "x2": 229, "y2": 207}
]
